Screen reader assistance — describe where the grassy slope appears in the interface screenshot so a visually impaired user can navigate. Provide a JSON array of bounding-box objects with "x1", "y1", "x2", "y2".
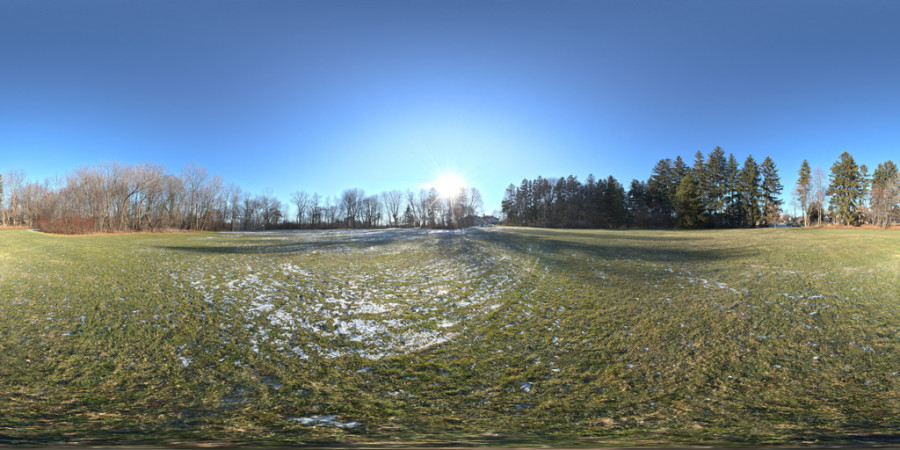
[{"x1": 0, "y1": 227, "x2": 897, "y2": 445}]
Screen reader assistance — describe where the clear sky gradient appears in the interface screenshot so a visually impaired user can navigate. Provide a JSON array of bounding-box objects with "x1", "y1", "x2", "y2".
[{"x1": 2, "y1": 0, "x2": 899, "y2": 215}]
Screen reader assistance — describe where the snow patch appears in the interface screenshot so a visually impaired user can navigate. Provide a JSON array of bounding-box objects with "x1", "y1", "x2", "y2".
[{"x1": 288, "y1": 415, "x2": 361, "y2": 429}]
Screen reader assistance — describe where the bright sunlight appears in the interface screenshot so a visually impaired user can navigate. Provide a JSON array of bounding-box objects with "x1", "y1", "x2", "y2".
[{"x1": 434, "y1": 173, "x2": 466, "y2": 198}]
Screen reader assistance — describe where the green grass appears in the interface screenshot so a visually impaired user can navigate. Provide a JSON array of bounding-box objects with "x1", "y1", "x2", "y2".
[{"x1": 0, "y1": 227, "x2": 897, "y2": 446}]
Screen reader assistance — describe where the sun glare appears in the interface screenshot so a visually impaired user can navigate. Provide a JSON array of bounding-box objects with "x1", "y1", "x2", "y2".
[{"x1": 434, "y1": 173, "x2": 466, "y2": 199}]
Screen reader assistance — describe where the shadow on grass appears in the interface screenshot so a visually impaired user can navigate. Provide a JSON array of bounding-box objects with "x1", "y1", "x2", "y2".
[
  {"x1": 484, "y1": 227, "x2": 759, "y2": 263},
  {"x1": 501, "y1": 226, "x2": 709, "y2": 242}
]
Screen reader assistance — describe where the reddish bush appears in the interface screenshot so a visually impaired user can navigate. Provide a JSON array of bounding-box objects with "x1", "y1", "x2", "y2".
[{"x1": 35, "y1": 215, "x2": 96, "y2": 234}]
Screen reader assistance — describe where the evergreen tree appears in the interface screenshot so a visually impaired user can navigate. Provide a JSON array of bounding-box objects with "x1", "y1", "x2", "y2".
[
  {"x1": 626, "y1": 179, "x2": 650, "y2": 227},
  {"x1": 827, "y1": 151, "x2": 866, "y2": 225},
  {"x1": 604, "y1": 175, "x2": 627, "y2": 228},
  {"x1": 760, "y1": 156, "x2": 783, "y2": 227},
  {"x1": 553, "y1": 177, "x2": 567, "y2": 226},
  {"x1": 725, "y1": 153, "x2": 742, "y2": 225},
  {"x1": 872, "y1": 160, "x2": 898, "y2": 185},
  {"x1": 673, "y1": 156, "x2": 689, "y2": 187},
  {"x1": 738, "y1": 155, "x2": 762, "y2": 226},
  {"x1": 671, "y1": 156, "x2": 689, "y2": 217},
  {"x1": 585, "y1": 174, "x2": 600, "y2": 227},
  {"x1": 860, "y1": 164, "x2": 870, "y2": 191},
  {"x1": 403, "y1": 204, "x2": 415, "y2": 227},
  {"x1": 533, "y1": 176, "x2": 553, "y2": 227},
  {"x1": 795, "y1": 160, "x2": 811, "y2": 227},
  {"x1": 675, "y1": 172, "x2": 706, "y2": 228},
  {"x1": 859, "y1": 164, "x2": 870, "y2": 222},
  {"x1": 647, "y1": 159, "x2": 675, "y2": 225},
  {"x1": 499, "y1": 174, "x2": 627, "y2": 229},
  {"x1": 518, "y1": 178, "x2": 533, "y2": 225},
  {"x1": 565, "y1": 175, "x2": 583, "y2": 226},
  {"x1": 692, "y1": 150, "x2": 708, "y2": 216},
  {"x1": 501, "y1": 184, "x2": 517, "y2": 225},
  {"x1": 705, "y1": 146, "x2": 728, "y2": 221}
]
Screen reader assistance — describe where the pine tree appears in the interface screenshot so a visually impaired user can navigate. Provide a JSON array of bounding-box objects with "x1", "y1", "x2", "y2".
[
  {"x1": 872, "y1": 160, "x2": 898, "y2": 185},
  {"x1": 585, "y1": 174, "x2": 600, "y2": 227},
  {"x1": 827, "y1": 151, "x2": 866, "y2": 225},
  {"x1": 604, "y1": 175, "x2": 627, "y2": 228},
  {"x1": 738, "y1": 155, "x2": 762, "y2": 226},
  {"x1": 671, "y1": 156, "x2": 689, "y2": 217},
  {"x1": 501, "y1": 184, "x2": 517, "y2": 225},
  {"x1": 760, "y1": 156, "x2": 783, "y2": 227},
  {"x1": 626, "y1": 179, "x2": 651, "y2": 227},
  {"x1": 673, "y1": 156, "x2": 689, "y2": 185},
  {"x1": 553, "y1": 177, "x2": 567, "y2": 226},
  {"x1": 675, "y1": 172, "x2": 706, "y2": 228},
  {"x1": 647, "y1": 159, "x2": 675, "y2": 225},
  {"x1": 692, "y1": 150, "x2": 708, "y2": 217},
  {"x1": 518, "y1": 178, "x2": 534, "y2": 226},
  {"x1": 859, "y1": 164, "x2": 870, "y2": 223},
  {"x1": 725, "y1": 153, "x2": 742, "y2": 225},
  {"x1": 705, "y1": 146, "x2": 728, "y2": 221},
  {"x1": 403, "y1": 204, "x2": 415, "y2": 227},
  {"x1": 564, "y1": 175, "x2": 582, "y2": 226},
  {"x1": 860, "y1": 164, "x2": 870, "y2": 193},
  {"x1": 795, "y1": 160, "x2": 811, "y2": 227}
]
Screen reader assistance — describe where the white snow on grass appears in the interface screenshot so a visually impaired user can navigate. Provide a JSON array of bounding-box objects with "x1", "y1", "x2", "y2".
[
  {"x1": 288, "y1": 415, "x2": 361, "y2": 429},
  {"x1": 167, "y1": 228, "x2": 526, "y2": 361}
]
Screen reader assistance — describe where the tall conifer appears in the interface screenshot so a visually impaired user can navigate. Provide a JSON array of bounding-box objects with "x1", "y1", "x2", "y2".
[
  {"x1": 693, "y1": 150, "x2": 708, "y2": 216},
  {"x1": 795, "y1": 160, "x2": 811, "y2": 227},
  {"x1": 827, "y1": 152, "x2": 866, "y2": 225},
  {"x1": 725, "y1": 153, "x2": 741, "y2": 225},
  {"x1": 738, "y1": 155, "x2": 762, "y2": 226},
  {"x1": 706, "y1": 147, "x2": 728, "y2": 220},
  {"x1": 760, "y1": 156, "x2": 783, "y2": 227},
  {"x1": 675, "y1": 172, "x2": 706, "y2": 228},
  {"x1": 648, "y1": 159, "x2": 675, "y2": 224}
]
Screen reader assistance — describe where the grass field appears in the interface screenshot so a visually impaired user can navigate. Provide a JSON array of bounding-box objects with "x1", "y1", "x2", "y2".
[{"x1": 0, "y1": 227, "x2": 897, "y2": 446}]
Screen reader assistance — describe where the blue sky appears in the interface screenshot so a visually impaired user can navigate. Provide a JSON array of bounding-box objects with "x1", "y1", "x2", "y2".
[{"x1": 2, "y1": 0, "x2": 899, "y2": 215}]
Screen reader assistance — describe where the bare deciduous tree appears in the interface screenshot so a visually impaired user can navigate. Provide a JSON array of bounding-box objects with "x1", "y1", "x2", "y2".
[
  {"x1": 341, "y1": 188, "x2": 364, "y2": 228},
  {"x1": 226, "y1": 184, "x2": 242, "y2": 231},
  {"x1": 406, "y1": 189, "x2": 421, "y2": 227},
  {"x1": 870, "y1": 161, "x2": 899, "y2": 227},
  {"x1": 2, "y1": 169, "x2": 26, "y2": 226},
  {"x1": 811, "y1": 166, "x2": 826, "y2": 226},
  {"x1": 362, "y1": 195, "x2": 382, "y2": 228},
  {"x1": 310, "y1": 193, "x2": 321, "y2": 228},
  {"x1": 381, "y1": 190, "x2": 404, "y2": 227},
  {"x1": 291, "y1": 191, "x2": 310, "y2": 228},
  {"x1": 4, "y1": 160, "x2": 493, "y2": 233}
]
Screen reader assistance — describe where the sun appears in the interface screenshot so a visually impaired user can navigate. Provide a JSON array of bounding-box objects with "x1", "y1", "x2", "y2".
[{"x1": 434, "y1": 173, "x2": 466, "y2": 199}]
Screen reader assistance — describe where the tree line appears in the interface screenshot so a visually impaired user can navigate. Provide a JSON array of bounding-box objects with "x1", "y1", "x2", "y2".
[
  {"x1": 0, "y1": 162, "x2": 485, "y2": 234},
  {"x1": 502, "y1": 148, "x2": 898, "y2": 228},
  {"x1": 288, "y1": 186, "x2": 485, "y2": 230},
  {"x1": 795, "y1": 153, "x2": 899, "y2": 227},
  {"x1": 3, "y1": 151, "x2": 896, "y2": 234}
]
